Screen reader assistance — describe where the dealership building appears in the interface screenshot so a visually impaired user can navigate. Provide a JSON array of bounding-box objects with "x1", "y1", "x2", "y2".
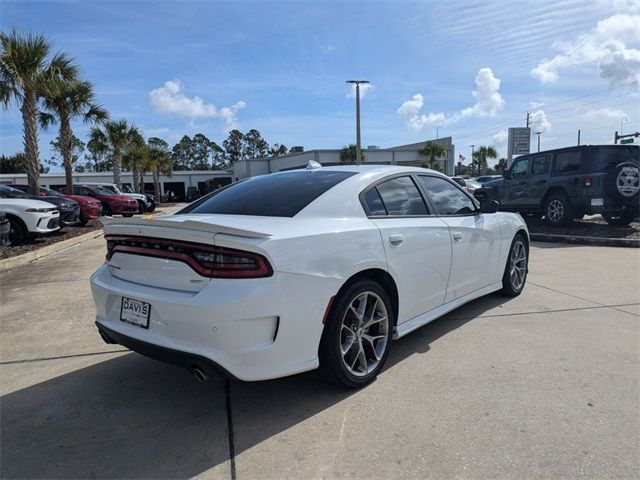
[
  {"x1": 233, "y1": 137, "x2": 455, "y2": 181},
  {"x1": 1, "y1": 137, "x2": 454, "y2": 200}
]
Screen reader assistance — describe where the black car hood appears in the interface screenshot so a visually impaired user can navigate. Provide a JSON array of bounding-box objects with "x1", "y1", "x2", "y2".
[{"x1": 483, "y1": 178, "x2": 504, "y2": 188}]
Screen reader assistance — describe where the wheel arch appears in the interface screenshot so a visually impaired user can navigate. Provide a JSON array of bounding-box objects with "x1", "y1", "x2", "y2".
[
  {"x1": 541, "y1": 185, "x2": 572, "y2": 207},
  {"x1": 4, "y1": 212, "x2": 28, "y2": 231},
  {"x1": 333, "y1": 268, "x2": 400, "y2": 327}
]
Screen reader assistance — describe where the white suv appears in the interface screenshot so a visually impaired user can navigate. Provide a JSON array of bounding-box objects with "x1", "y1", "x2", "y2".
[{"x1": 0, "y1": 193, "x2": 60, "y2": 245}]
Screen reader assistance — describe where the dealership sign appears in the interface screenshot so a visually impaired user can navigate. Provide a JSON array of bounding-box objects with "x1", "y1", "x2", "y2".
[{"x1": 508, "y1": 127, "x2": 531, "y2": 156}]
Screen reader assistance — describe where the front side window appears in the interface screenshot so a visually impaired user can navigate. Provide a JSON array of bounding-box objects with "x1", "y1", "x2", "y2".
[
  {"x1": 374, "y1": 176, "x2": 429, "y2": 216},
  {"x1": 555, "y1": 151, "x2": 581, "y2": 174},
  {"x1": 511, "y1": 158, "x2": 530, "y2": 178},
  {"x1": 531, "y1": 155, "x2": 551, "y2": 176},
  {"x1": 180, "y1": 170, "x2": 356, "y2": 217},
  {"x1": 417, "y1": 175, "x2": 475, "y2": 215}
]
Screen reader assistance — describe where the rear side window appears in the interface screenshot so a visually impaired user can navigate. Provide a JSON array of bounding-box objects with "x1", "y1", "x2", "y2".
[
  {"x1": 363, "y1": 188, "x2": 387, "y2": 215},
  {"x1": 374, "y1": 176, "x2": 429, "y2": 216},
  {"x1": 180, "y1": 171, "x2": 356, "y2": 217},
  {"x1": 417, "y1": 175, "x2": 475, "y2": 215},
  {"x1": 555, "y1": 151, "x2": 581, "y2": 174}
]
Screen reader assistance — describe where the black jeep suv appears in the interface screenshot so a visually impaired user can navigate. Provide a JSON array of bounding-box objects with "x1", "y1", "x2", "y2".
[{"x1": 474, "y1": 145, "x2": 639, "y2": 226}]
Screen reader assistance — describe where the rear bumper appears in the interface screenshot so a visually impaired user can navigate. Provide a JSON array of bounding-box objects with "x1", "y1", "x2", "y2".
[
  {"x1": 90, "y1": 263, "x2": 341, "y2": 381},
  {"x1": 96, "y1": 322, "x2": 236, "y2": 380},
  {"x1": 570, "y1": 196, "x2": 639, "y2": 215}
]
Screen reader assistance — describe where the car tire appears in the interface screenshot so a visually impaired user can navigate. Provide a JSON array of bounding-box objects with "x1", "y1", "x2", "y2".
[
  {"x1": 602, "y1": 210, "x2": 636, "y2": 226},
  {"x1": 544, "y1": 192, "x2": 574, "y2": 226},
  {"x1": 136, "y1": 200, "x2": 146, "y2": 214},
  {"x1": 318, "y1": 279, "x2": 394, "y2": 388},
  {"x1": 102, "y1": 203, "x2": 112, "y2": 217},
  {"x1": 123, "y1": 213, "x2": 134, "y2": 218},
  {"x1": 8, "y1": 218, "x2": 27, "y2": 246},
  {"x1": 146, "y1": 203, "x2": 156, "y2": 213},
  {"x1": 501, "y1": 233, "x2": 528, "y2": 297}
]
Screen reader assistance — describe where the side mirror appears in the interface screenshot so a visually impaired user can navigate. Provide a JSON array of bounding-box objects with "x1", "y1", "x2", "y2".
[
  {"x1": 480, "y1": 199, "x2": 499, "y2": 214},
  {"x1": 503, "y1": 170, "x2": 511, "y2": 179}
]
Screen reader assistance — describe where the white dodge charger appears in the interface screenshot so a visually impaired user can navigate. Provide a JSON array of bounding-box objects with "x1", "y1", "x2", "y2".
[{"x1": 91, "y1": 164, "x2": 529, "y2": 387}]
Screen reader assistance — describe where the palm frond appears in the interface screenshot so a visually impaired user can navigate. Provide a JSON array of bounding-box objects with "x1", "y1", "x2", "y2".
[{"x1": 38, "y1": 111, "x2": 57, "y2": 130}]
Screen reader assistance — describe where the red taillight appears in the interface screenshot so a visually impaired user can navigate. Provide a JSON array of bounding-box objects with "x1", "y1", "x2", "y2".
[
  {"x1": 583, "y1": 176, "x2": 592, "y2": 187},
  {"x1": 105, "y1": 236, "x2": 273, "y2": 278}
]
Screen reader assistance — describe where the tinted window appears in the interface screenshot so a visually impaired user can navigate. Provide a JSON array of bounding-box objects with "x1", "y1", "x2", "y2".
[
  {"x1": 511, "y1": 157, "x2": 530, "y2": 178},
  {"x1": 589, "y1": 146, "x2": 639, "y2": 172},
  {"x1": 532, "y1": 155, "x2": 551, "y2": 176},
  {"x1": 374, "y1": 176, "x2": 428, "y2": 216},
  {"x1": 363, "y1": 188, "x2": 387, "y2": 215},
  {"x1": 180, "y1": 171, "x2": 356, "y2": 217},
  {"x1": 418, "y1": 176, "x2": 475, "y2": 215},
  {"x1": 555, "y1": 151, "x2": 581, "y2": 173}
]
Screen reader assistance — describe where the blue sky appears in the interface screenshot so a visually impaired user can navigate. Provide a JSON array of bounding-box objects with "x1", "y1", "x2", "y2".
[{"x1": 1, "y1": 0, "x2": 639, "y2": 167}]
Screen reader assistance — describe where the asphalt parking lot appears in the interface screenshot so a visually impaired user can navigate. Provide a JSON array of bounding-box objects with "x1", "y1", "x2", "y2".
[{"x1": 1, "y1": 234, "x2": 639, "y2": 479}]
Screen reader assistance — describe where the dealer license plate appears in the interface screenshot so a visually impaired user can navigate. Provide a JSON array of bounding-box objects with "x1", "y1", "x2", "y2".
[{"x1": 120, "y1": 297, "x2": 151, "y2": 328}]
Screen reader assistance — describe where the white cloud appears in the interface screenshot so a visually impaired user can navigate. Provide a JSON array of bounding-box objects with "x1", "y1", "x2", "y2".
[
  {"x1": 347, "y1": 83, "x2": 375, "y2": 99},
  {"x1": 529, "y1": 101, "x2": 546, "y2": 109},
  {"x1": 531, "y1": 13, "x2": 640, "y2": 88},
  {"x1": 218, "y1": 101, "x2": 247, "y2": 131},
  {"x1": 149, "y1": 80, "x2": 215, "y2": 118},
  {"x1": 529, "y1": 110, "x2": 552, "y2": 134},
  {"x1": 492, "y1": 129, "x2": 508, "y2": 153},
  {"x1": 149, "y1": 80, "x2": 247, "y2": 129},
  {"x1": 397, "y1": 68, "x2": 504, "y2": 134}
]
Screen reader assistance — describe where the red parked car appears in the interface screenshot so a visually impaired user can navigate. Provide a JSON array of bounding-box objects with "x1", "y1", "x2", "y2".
[
  {"x1": 13, "y1": 184, "x2": 102, "y2": 226},
  {"x1": 72, "y1": 185, "x2": 138, "y2": 217}
]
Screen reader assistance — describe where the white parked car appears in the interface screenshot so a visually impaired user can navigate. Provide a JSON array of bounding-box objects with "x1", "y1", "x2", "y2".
[
  {"x1": 0, "y1": 196, "x2": 60, "y2": 245},
  {"x1": 91, "y1": 165, "x2": 529, "y2": 387}
]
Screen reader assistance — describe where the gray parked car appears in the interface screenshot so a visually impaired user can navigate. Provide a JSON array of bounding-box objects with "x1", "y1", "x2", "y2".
[{"x1": 474, "y1": 145, "x2": 639, "y2": 226}]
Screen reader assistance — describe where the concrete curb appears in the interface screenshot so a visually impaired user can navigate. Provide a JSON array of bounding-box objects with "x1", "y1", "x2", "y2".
[
  {"x1": 0, "y1": 229, "x2": 104, "y2": 272},
  {"x1": 530, "y1": 232, "x2": 640, "y2": 248}
]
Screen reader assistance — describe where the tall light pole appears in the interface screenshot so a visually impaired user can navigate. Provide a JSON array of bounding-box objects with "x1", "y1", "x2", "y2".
[
  {"x1": 621, "y1": 115, "x2": 628, "y2": 135},
  {"x1": 536, "y1": 131, "x2": 542, "y2": 152},
  {"x1": 469, "y1": 145, "x2": 475, "y2": 175},
  {"x1": 346, "y1": 80, "x2": 369, "y2": 165}
]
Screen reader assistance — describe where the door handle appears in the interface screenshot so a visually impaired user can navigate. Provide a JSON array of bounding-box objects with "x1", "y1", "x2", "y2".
[
  {"x1": 389, "y1": 234, "x2": 403, "y2": 246},
  {"x1": 452, "y1": 232, "x2": 463, "y2": 241}
]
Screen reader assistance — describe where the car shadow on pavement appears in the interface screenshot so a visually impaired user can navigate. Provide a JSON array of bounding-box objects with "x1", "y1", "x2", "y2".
[{"x1": 0, "y1": 293, "x2": 513, "y2": 479}]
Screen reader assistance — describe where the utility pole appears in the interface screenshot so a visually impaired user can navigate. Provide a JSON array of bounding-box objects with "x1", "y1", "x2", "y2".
[
  {"x1": 346, "y1": 80, "x2": 369, "y2": 165},
  {"x1": 469, "y1": 144, "x2": 475, "y2": 176},
  {"x1": 614, "y1": 131, "x2": 618, "y2": 144},
  {"x1": 536, "y1": 131, "x2": 542, "y2": 152},
  {"x1": 526, "y1": 112, "x2": 530, "y2": 128},
  {"x1": 577, "y1": 129, "x2": 581, "y2": 146}
]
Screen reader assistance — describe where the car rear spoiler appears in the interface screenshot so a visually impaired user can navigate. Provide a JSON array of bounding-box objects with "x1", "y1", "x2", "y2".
[{"x1": 102, "y1": 216, "x2": 272, "y2": 239}]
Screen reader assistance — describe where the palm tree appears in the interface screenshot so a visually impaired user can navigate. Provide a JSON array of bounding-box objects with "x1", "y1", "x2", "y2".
[
  {"x1": 148, "y1": 137, "x2": 173, "y2": 201},
  {"x1": 0, "y1": 29, "x2": 78, "y2": 195},
  {"x1": 419, "y1": 141, "x2": 446, "y2": 170},
  {"x1": 123, "y1": 144, "x2": 149, "y2": 193},
  {"x1": 472, "y1": 146, "x2": 498, "y2": 176},
  {"x1": 89, "y1": 120, "x2": 142, "y2": 187},
  {"x1": 40, "y1": 79, "x2": 108, "y2": 194},
  {"x1": 340, "y1": 144, "x2": 365, "y2": 163}
]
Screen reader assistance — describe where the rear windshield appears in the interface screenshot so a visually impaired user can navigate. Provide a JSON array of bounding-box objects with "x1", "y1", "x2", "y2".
[
  {"x1": 589, "y1": 146, "x2": 639, "y2": 172},
  {"x1": 178, "y1": 170, "x2": 356, "y2": 217}
]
